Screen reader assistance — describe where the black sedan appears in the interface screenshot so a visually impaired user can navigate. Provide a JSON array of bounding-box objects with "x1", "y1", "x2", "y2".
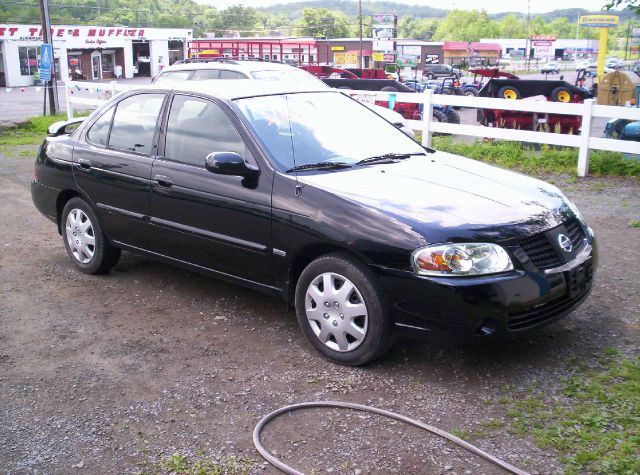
[{"x1": 31, "y1": 81, "x2": 597, "y2": 365}]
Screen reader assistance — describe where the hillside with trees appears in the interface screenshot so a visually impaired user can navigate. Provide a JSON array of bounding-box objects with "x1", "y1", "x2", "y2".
[{"x1": 0, "y1": 0, "x2": 637, "y2": 42}]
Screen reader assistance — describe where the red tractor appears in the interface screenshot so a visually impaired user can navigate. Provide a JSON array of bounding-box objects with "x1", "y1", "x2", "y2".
[
  {"x1": 473, "y1": 68, "x2": 592, "y2": 133},
  {"x1": 299, "y1": 65, "x2": 421, "y2": 120}
]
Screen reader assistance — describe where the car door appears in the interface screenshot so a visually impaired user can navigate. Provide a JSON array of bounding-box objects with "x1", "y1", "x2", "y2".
[
  {"x1": 73, "y1": 92, "x2": 167, "y2": 249},
  {"x1": 148, "y1": 93, "x2": 273, "y2": 284}
]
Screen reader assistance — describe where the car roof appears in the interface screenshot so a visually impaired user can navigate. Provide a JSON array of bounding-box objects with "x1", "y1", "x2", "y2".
[
  {"x1": 161, "y1": 60, "x2": 300, "y2": 74},
  {"x1": 140, "y1": 79, "x2": 332, "y2": 100}
]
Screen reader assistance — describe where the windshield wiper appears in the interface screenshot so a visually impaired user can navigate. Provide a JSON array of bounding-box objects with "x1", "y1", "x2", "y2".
[
  {"x1": 286, "y1": 161, "x2": 352, "y2": 173},
  {"x1": 356, "y1": 152, "x2": 427, "y2": 166}
]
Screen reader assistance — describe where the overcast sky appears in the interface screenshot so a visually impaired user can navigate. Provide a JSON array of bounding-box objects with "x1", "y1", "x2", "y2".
[{"x1": 197, "y1": 0, "x2": 613, "y2": 14}]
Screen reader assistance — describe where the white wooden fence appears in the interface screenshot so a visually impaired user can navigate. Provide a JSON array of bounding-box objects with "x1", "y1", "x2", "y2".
[{"x1": 65, "y1": 81, "x2": 640, "y2": 177}]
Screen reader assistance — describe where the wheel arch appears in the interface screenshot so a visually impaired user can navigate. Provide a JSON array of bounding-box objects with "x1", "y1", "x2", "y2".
[
  {"x1": 286, "y1": 244, "x2": 370, "y2": 307},
  {"x1": 56, "y1": 189, "x2": 82, "y2": 234}
]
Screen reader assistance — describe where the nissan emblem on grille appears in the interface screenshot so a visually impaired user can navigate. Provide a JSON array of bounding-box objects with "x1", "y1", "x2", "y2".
[{"x1": 558, "y1": 234, "x2": 573, "y2": 252}]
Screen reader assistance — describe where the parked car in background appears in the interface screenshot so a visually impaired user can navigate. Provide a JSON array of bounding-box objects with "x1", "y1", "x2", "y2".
[
  {"x1": 541, "y1": 62, "x2": 560, "y2": 74},
  {"x1": 32, "y1": 81, "x2": 597, "y2": 365},
  {"x1": 154, "y1": 59, "x2": 415, "y2": 137},
  {"x1": 422, "y1": 63, "x2": 461, "y2": 80},
  {"x1": 576, "y1": 60, "x2": 592, "y2": 71}
]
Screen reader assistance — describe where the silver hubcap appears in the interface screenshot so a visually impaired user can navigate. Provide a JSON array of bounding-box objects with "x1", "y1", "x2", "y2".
[
  {"x1": 304, "y1": 272, "x2": 368, "y2": 352},
  {"x1": 65, "y1": 208, "x2": 95, "y2": 264}
]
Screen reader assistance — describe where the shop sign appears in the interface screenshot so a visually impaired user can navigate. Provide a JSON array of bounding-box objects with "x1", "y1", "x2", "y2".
[
  {"x1": 372, "y1": 52, "x2": 384, "y2": 61},
  {"x1": 373, "y1": 40, "x2": 394, "y2": 52},
  {"x1": 39, "y1": 43, "x2": 52, "y2": 81},
  {"x1": 578, "y1": 15, "x2": 619, "y2": 28},
  {"x1": 383, "y1": 53, "x2": 395, "y2": 62},
  {"x1": 331, "y1": 46, "x2": 345, "y2": 51},
  {"x1": 533, "y1": 41, "x2": 552, "y2": 46},
  {"x1": 396, "y1": 54, "x2": 416, "y2": 67},
  {"x1": 424, "y1": 53, "x2": 440, "y2": 64},
  {"x1": 530, "y1": 35, "x2": 556, "y2": 42},
  {"x1": 401, "y1": 45, "x2": 421, "y2": 56},
  {"x1": 334, "y1": 52, "x2": 358, "y2": 66},
  {"x1": 371, "y1": 14, "x2": 396, "y2": 27}
]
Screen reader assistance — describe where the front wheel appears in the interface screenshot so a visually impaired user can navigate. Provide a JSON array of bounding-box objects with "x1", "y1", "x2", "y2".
[
  {"x1": 61, "y1": 197, "x2": 121, "y2": 274},
  {"x1": 295, "y1": 253, "x2": 393, "y2": 366}
]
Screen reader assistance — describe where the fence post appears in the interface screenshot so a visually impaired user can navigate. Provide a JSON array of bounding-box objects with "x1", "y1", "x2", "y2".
[
  {"x1": 577, "y1": 98, "x2": 594, "y2": 177},
  {"x1": 421, "y1": 89, "x2": 433, "y2": 148},
  {"x1": 65, "y1": 81, "x2": 73, "y2": 120}
]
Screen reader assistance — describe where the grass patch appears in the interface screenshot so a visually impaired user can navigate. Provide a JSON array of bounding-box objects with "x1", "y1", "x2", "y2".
[
  {"x1": 503, "y1": 353, "x2": 640, "y2": 474},
  {"x1": 430, "y1": 137, "x2": 640, "y2": 178},
  {"x1": 138, "y1": 451, "x2": 256, "y2": 475},
  {"x1": 629, "y1": 220, "x2": 640, "y2": 228},
  {"x1": 0, "y1": 114, "x2": 72, "y2": 146}
]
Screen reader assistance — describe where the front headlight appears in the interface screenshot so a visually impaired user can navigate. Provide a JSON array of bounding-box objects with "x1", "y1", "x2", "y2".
[{"x1": 412, "y1": 243, "x2": 513, "y2": 277}]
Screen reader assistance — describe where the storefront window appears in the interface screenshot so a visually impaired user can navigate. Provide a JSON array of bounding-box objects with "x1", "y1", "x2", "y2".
[{"x1": 19, "y1": 46, "x2": 38, "y2": 76}]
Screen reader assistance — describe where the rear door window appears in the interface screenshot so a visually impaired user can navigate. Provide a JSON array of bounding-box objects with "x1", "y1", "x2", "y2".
[
  {"x1": 109, "y1": 93, "x2": 165, "y2": 154},
  {"x1": 191, "y1": 69, "x2": 221, "y2": 80},
  {"x1": 219, "y1": 70, "x2": 248, "y2": 80}
]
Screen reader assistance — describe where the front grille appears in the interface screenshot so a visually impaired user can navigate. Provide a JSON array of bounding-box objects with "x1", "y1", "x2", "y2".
[
  {"x1": 520, "y1": 218, "x2": 587, "y2": 270},
  {"x1": 520, "y1": 233, "x2": 562, "y2": 269},
  {"x1": 565, "y1": 218, "x2": 586, "y2": 252},
  {"x1": 507, "y1": 286, "x2": 591, "y2": 331}
]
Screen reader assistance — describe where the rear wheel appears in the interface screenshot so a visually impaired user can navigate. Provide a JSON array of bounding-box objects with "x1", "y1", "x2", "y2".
[
  {"x1": 61, "y1": 197, "x2": 120, "y2": 274},
  {"x1": 426, "y1": 72, "x2": 434, "y2": 80},
  {"x1": 446, "y1": 109, "x2": 461, "y2": 124},
  {"x1": 295, "y1": 253, "x2": 393, "y2": 366},
  {"x1": 432, "y1": 109, "x2": 448, "y2": 123},
  {"x1": 551, "y1": 86, "x2": 572, "y2": 103},
  {"x1": 497, "y1": 85, "x2": 521, "y2": 100}
]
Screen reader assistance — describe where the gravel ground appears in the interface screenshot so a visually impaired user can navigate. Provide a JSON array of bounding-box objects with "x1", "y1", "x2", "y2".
[{"x1": 1, "y1": 145, "x2": 639, "y2": 475}]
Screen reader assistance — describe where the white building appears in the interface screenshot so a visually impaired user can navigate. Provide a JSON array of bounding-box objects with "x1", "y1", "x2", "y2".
[
  {"x1": 0, "y1": 24, "x2": 192, "y2": 87},
  {"x1": 483, "y1": 37, "x2": 599, "y2": 61}
]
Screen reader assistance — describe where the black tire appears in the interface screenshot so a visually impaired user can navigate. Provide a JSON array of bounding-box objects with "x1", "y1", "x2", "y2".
[
  {"x1": 426, "y1": 72, "x2": 434, "y2": 80},
  {"x1": 61, "y1": 197, "x2": 121, "y2": 274},
  {"x1": 551, "y1": 86, "x2": 572, "y2": 103},
  {"x1": 446, "y1": 109, "x2": 461, "y2": 124},
  {"x1": 295, "y1": 252, "x2": 393, "y2": 366},
  {"x1": 463, "y1": 87, "x2": 479, "y2": 97},
  {"x1": 497, "y1": 85, "x2": 521, "y2": 100},
  {"x1": 432, "y1": 109, "x2": 448, "y2": 122},
  {"x1": 380, "y1": 86, "x2": 398, "y2": 92}
]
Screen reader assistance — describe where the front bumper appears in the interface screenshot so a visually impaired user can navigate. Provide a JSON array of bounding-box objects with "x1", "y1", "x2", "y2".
[{"x1": 376, "y1": 236, "x2": 598, "y2": 337}]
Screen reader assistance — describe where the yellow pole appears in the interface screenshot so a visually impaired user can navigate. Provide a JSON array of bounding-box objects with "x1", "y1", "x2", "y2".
[{"x1": 597, "y1": 26, "x2": 608, "y2": 83}]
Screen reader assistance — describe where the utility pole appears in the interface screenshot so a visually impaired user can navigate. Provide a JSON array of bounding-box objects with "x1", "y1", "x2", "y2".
[
  {"x1": 39, "y1": 0, "x2": 59, "y2": 114},
  {"x1": 358, "y1": 0, "x2": 363, "y2": 69},
  {"x1": 524, "y1": 0, "x2": 530, "y2": 70},
  {"x1": 624, "y1": 19, "x2": 631, "y2": 61}
]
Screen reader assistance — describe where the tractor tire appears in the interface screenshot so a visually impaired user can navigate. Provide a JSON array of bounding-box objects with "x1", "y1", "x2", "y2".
[
  {"x1": 446, "y1": 109, "x2": 461, "y2": 124},
  {"x1": 426, "y1": 73, "x2": 435, "y2": 80},
  {"x1": 463, "y1": 88, "x2": 479, "y2": 97},
  {"x1": 381, "y1": 86, "x2": 398, "y2": 92},
  {"x1": 497, "y1": 85, "x2": 521, "y2": 100},
  {"x1": 433, "y1": 109, "x2": 448, "y2": 123},
  {"x1": 551, "y1": 86, "x2": 572, "y2": 103}
]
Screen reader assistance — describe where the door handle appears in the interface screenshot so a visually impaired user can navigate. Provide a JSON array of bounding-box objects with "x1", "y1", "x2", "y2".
[
  {"x1": 153, "y1": 175, "x2": 173, "y2": 187},
  {"x1": 77, "y1": 158, "x2": 92, "y2": 169}
]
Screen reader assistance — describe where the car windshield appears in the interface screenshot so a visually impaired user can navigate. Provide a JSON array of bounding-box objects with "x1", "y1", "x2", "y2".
[
  {"x1": 250, "y1": 69, "x2": 326, "y2": 88},
  {"x1": 235, "y1": 92, "x2": 424, "y2": 171}
]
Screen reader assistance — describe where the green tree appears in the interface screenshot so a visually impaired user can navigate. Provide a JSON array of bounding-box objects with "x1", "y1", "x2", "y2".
[
  {"x1": 298, "y1": 8, "x2": 352, "y2": 38},
  {"x1": 547, "y1": 17, "x2": 575, "y2": 38},
  {"x1": 498, "y1": 14, "x2": 526, "y2": 39},
  {"x1": 433, "y1": 10, "x2": 499, "y2": 41},
  {"x1": 604, "y1": 0, "x2": 640, "y2": 14},
  {"x1": 528, "y1": 16, "x2": 550, "y2": 36}
]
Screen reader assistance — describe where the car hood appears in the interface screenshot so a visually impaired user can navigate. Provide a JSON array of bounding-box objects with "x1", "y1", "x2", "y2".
[{"x1": 297, "y1": 152, "x2": 574, "y2": 244}]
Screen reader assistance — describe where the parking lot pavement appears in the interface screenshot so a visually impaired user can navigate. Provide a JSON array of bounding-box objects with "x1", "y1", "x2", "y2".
[{"x1": 1, "y1": 143, "x2": 639, "y2": 474}]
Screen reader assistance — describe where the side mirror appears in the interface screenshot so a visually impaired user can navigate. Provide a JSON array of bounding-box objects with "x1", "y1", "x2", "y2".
[{"x1": 205, "y1": 152, "x2": 259, "y2": 178}]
